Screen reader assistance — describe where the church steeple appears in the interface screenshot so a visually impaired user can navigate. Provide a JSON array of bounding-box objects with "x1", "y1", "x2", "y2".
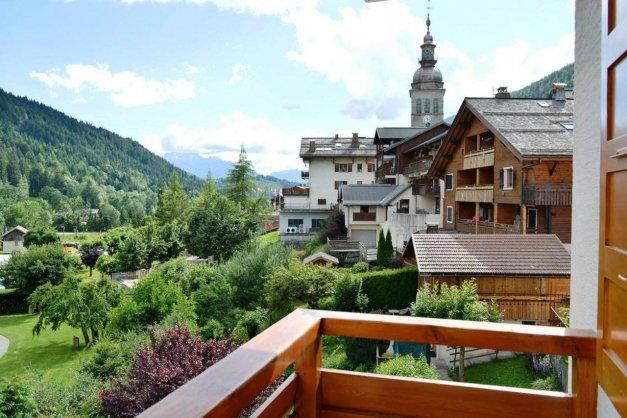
[{"x1": 409, "y1": 0, "x2": 445, "y2": 129}]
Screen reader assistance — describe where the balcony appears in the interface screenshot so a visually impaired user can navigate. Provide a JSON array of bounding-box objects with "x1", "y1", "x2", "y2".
[
  {"x1": 140, "y1": 309, "x2": 597, "y2": 418},
  {"x1": 404, "y1": 159, "x2": 432, "y2": 178},
  {"x1": 376, "y1": 163, "x2": 397, "y2": 179},
  {"x1": 523, "y1": 184, "x2": 572, "y2": 206},
  {"x1": 463, "y1": 148, "x2": 494, "y2": 170},
  {"x1": 412, "y1": 181, "x2": 440, "y2": 196},
  {"x1": 352, "y1": 212, "x2": 377, "y2": 222},
  {"x1": 457, "y1": 218, "x2": 522, "y2": 234},
  {"x1": 455, "y1": 185, "x2": 494, "y2": 202}
]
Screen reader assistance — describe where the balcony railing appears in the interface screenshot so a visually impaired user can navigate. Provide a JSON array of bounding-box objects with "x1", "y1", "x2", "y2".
[
  {"x1": 457, "y1": 218, "x2": 521, "y2": 234},
  {"x1": 376, "y1": 163, "x2": 397, "y2": 178},
  {"x1": 455, "y1": 185, "x2": 494, "y2": 202},
  {"x1": 352, "y1": 212, "x2": 377, "y2": 222},
  {"x1": 523, "y1": 184, "x2": 572, "y2": 206},
  {"x1": 139, "y1": 309, "x2": 597, "y2": 418},
  {"x1": 463, "y1": 147, "x2": 495, "y2": 169},
  {"x1": 403, "y1": 159, "x2": 432, "y2": 177},
  {"x1": 412, "y1": 181, "x2": 440, "y2": 196}
]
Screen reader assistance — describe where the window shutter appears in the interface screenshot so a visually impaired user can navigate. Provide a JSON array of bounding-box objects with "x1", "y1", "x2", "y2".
[
  {"x1": 499, "y1": 169, "x2": 504, "y2": 189},
  {"x1": 335, "y1": 163, "x2": 339, "y2": 172},
  {"x1": 348, "y1": 164, "x2": 353, "y2": 172}
]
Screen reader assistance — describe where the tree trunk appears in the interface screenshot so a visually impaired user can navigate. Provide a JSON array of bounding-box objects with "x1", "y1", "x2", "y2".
[
  {"x1": 91, "y1": 327, "x2": 99, "y2": 342},
  {"x1": 459, "y1": 346, "x2": 466, "y2": 382},
  {"x1": 89, "y1": 266, "x2": 93, "y2": 277},
  {"x1": 81, "y1": 328, "x2": 90, "y2": 346}
]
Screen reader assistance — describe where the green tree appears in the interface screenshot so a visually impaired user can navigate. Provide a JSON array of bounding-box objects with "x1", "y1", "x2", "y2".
[
  {"x1": 0, "y1": 244, "x2": 78, "y2": 296},
  {"x1": 23, "y1": 227, "x2": 60, "y2": 247},
  {"x1": 410, "y1": 280, "x2": 502, "y2": 381},
  {"x1": 115, "y1": 231, "x2": 148, "y2": 271},
  {"x1": 385, "y1": 229, "x2": 393, "y2": 261},
  {"x1": 3, "y1": 199, "x2": 52, "y2": 229},
  {"x1": 185, "y1": 192, "x2": 257, "y2": 261},
  {"x1": 376, "y1": 229, "x2": 388, "y2": 267},
  {"x1": 140, "y1": 219, "x2": 185, "y2": 265},
  {"x1": 225, "y1": 145, "x2": 256, "y2": 204},
  {"x1": 155, "y1": 172, "x2": 191, "y2": 224},
  {"x1": 332, "y1": 274, "x2": 369, "y2": 312},
  {"x1": 80, "y1": 241, "x2": 104, "y2": 276}
]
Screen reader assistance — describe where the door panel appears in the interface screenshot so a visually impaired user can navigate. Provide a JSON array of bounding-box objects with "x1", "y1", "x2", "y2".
[{"x1": 599, "y1": 0, "x2": 627, "y2": 415}]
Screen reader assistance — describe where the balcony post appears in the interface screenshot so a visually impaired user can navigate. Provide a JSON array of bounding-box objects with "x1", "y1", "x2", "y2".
[
  {"x1": 572, "y1": 356, "x2": 596, "y2": 418},
  {"x1": 493, "y1": 203, "x2": 498, "y2": 234},
  {"x1": 294, "y1": 334, "x2": 322, "y2": 417},
  {"x1": 521, "y1": 204, "x2": 527, "y2": 235}
]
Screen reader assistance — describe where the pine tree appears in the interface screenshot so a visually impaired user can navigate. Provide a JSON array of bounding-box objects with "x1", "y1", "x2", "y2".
[
  {"x1": 155, "y1": 172, "x2": 191, "y2": 224},
  {"x1": 376, "y1": 229, "x2": 388, "y2": 267},
  {"x1": 385, "y1": 229, "x2": 394, "y2": 263},
  {"x1": 225, "y1": 145, "x2": 256, "y2": 204}
]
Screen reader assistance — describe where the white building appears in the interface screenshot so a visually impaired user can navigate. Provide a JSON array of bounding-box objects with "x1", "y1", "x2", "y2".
[{"x1": 279, "y1": 133, "x2": 376, "y2": 245}]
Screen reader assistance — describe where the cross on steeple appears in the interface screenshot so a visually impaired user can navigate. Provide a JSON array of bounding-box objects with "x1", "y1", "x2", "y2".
[{"x1": 426, "y1": 0, "x2": 431, "y2": 33}]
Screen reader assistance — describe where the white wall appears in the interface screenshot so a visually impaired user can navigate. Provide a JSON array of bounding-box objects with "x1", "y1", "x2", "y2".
[
  {"x1": 283, "y1": 194, "x2": 309, "y2": 209},
  {"x1": 572, "y1": 1, "x2": 620, "y2": 416},
  {"x1": 308, "y1": 157, "x2": 376, "y2": 209},
  {"x1": 278, "y1": 211, "x2": 328, "y2": 234},
  {"x1": 2, "y1": 240, "x2": 25, "y2": 252}
]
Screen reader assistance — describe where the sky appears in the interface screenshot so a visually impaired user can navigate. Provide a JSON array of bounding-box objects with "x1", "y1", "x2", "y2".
[{"x1": 0, "y1": 0, "x2": 575, "y2": 174}]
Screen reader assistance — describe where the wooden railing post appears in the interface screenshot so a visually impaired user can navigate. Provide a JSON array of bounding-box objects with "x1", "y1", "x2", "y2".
[
  {"x1": 572, "y1": 356, "x2": 597, "y2": 418},
  {"x1": 294, "y1": 334, "x2": 322, "y2": 418}
]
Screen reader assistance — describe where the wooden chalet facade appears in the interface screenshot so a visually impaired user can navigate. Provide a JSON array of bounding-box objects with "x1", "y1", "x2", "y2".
[{"x1": 428, "y1": 88, "x2": 573, "y2": 243}]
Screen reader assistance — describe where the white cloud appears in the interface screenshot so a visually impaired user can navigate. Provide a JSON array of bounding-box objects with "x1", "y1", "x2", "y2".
[
  {"x1": 30, "y1": 64, "x2": 195, "y2": 107},
  {"x1": 228, "y1": 63, "x2": 249, "y2": 84},
  {"x1": 185, "y1": 64, "x2": 205, "y2": 74},
  {"x1": 139, "y1": 111, "x2": 314, "y2": 173},
  {"x1": 119, "y1": 0, "x2": 315, "y2": 15}
]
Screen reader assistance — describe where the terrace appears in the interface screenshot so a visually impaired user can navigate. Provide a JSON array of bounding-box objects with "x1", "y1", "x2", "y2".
[{"x1": 140, "y1": 309, "x2": 596, "y2": 418}]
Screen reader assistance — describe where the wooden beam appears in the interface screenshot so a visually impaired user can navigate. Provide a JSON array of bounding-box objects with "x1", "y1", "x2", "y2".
[
  {"x1": 571, "y1": 357, "x2": 597, "y2": 418},
  {"x1": 294, "y1": 335, "x2": 322, "y2": 417},
  {"x1": 549, "y1": 161, "x2": 558, "y2": 176},
  {"x1": 250, "y1": 374, "x2": 297, "y2": 418},
  {"x1": 320, "y1": 369, "x2": 572, "y2": 418}
]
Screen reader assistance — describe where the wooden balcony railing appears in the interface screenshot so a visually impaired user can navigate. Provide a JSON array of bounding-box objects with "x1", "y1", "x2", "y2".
[
  {"x1": 139, "y1": 309, "x2": 597, "y2": 418},
  {"x1": 463, "y1": 147, "x2": 495, "y2": 169},
  {"x1": 456, "y1": 185, "x2": 494, "y2": 202},
  {"x1": 523, "y1": 184, "x2": 572, "y2": 206},
  {"x1": 376, "y1": 163, "x2": 396, "y2": 178},
  {"x1": 403, "y1": 159, "x2": 432, "y2": 177},
  {"x1": 352, "y1": 212, "x2": 377, "y2": 222},
  {"x1": 457, "y1": 218, "x2": 522, "y2": 234}
]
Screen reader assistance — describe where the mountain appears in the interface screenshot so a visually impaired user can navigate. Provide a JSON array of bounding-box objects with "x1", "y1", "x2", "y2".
[
  {"x1": 163, "y1": 151, "x2": 234, "y2": 179},
  {"x1": 512, "y1": 63, "x2": 574, "y2": 98},
  {"x1": 268, "y1": 169, "x2": 304, "y2": 184},
  {"x1": 0, "y1": 88, "x2": 202, "y2": 228}
]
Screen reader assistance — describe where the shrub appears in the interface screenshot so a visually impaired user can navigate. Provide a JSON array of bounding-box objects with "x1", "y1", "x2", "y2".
[
  {"x1": 95, "y1": 254, "x2": 119, "y2": 276},
  {"x1": 531, "y1": 374, "x2": 560, "y2": 391},
  {"x1": 332, "y1": 274, "x2": 369, "y2": 312},
  {"x1": 200, "y1": 319, "x2": 225, "y2": 340},
  {"x1": 0, "y1": 289, "x2": 28, "y2": 315},
  {"x1": 350, "y1": 261, "x2": 368, "y2": 273},
  {"x1": 0, "y1": 244, "x2": 78, "y2": 296},
  {"x1": 28, "y1": 371, "x2": 104, "y2": 417},
  {"x1": 193, "y1": 275, "x2": 234, "y2": 327},
  {"x1": 266, "y1": 262, "x2": 339, "y2": 316},
  {"x1": 80, "y1": 334, "x2": 145, "y2": 381},
  {"x1": 100, "y1": 325, "x2": 238, "y2": 417},
  {"x1": 374, "y1": 355, "x2": 439, "y2": 380},
  {"x1": 0, "y1": 378, "x2": 37, "y2": 418},
  {"x1": 355, "y1": 268, "x2": 418, "y2": 310},
  {"x1": 233, "y1": 308, "x2": 270, "y2": 341},
  {"x1": 23, "y1": 227, "x2": 60, "y2": 247}
]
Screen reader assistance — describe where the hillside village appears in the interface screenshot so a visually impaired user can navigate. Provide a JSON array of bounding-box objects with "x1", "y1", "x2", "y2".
[{"x1": 0, "y1": 1, "x2": 624, "y2": 418}]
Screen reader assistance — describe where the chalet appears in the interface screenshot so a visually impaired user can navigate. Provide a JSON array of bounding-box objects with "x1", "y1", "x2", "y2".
[
  {"x1": 404, "y1": 233, "x2": 570, "y2": 325},
  {"x1": 428, "y1": 86, "x2": 573, "y2": 243},
  {"x1": 1, "y1": 225, "x2": 28, "y2": 252}
]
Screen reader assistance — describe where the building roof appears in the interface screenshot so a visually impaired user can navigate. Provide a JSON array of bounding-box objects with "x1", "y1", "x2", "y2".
[
  {"x1": 282, "y1": 186, "x2": 309, "y2": 196},
  {"x1": 409, "y1": 234, "x2": 570, "y2": 276},
  {"x1": 1, "y1": 225, "x2": 28, "y2": 240},
  {"x1": 300, "y1": 136, "x2": 375, "y2": 159},
  {"x1": 403, "y1": 130, "x2": 448, "y2": 154},
  {"x1": 340, "y1": 184, "x2": 411, "y2": 206},
  {"x1": 374, "y1": 127, "x2": 424, "y2": 144},
  {"x1": 466, "y1": 97, "x2": 574, "y2": 157},
  {"x1": 302, "y1": 251, "x2": 339, "y2": 265}
]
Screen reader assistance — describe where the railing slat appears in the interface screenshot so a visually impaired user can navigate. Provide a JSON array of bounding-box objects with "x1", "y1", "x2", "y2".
[
  {"x1": 320, "y1": 369, "x2": 571, "y2": 418},
  {"x1": 250, "y1": 374, "x2": 297, "y2": 418},
  {"x1": 314, "y1": 310, "x2": 596, "y2": 358},
  {"x1": 572, "y1": 357, "x2": 597, "y2": 418}
]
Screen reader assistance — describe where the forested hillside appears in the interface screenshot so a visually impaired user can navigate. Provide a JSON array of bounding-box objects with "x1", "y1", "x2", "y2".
[
  {"x1": 0, "y1": 88, "x2": 202, "y2": 232},
  {"x1": 512, "y1": 63, "x2": 574, "y2": 98}
]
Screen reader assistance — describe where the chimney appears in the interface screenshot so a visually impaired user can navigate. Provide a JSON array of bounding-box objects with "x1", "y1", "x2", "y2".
[
  {"x1": 550, "y1": 83, "x2": 567, "y2": 101},
  {"x1": 308, "y1": 140, "x2": 316, "y2": 152},
  {"x1": 495, "y1": 86, "x2": 510, "y2": 99},
  {"x1": 335, "y1": 133, "x2": 339, "y2": 139},
  {"x1": 351, "y1": 132, "x2": 359, "y2": 148}
]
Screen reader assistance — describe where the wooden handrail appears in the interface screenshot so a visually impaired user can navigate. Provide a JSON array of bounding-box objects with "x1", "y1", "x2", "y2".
[{"x1": 139, "y1": 309, "x2": 597, "y2": 418}]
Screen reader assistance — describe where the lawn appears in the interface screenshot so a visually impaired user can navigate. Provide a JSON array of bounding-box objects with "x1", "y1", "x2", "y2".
[
  {"x1": 0, "y1": 313, "x2": 89, "y2": 384},
  {"x1": 259, "y1": 230, "x2": 279, "y2": 246},
  {"x1": 58, "y1": 231, "x2": 103, "y2": 244},
  {"x1": 464, "y1": 355, "x2": 545, "y2": 389}
]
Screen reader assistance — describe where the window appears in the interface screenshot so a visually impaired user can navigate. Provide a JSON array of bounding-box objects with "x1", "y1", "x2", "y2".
[
  {"x1": 415, "y1": 99, "x2": 422, "y2": 114},
  {"x1": 357, "y1": 163, "x2": 363, "y2": 172},
  {"x1": 317, "y1": 198, "x2": 327, "y2": 205},
  {"x1": 367, "y1": 163, "x2": 375, "y2": 172},
  {"x1": 311, "y1": 219, "x2": 325, "y2": 229},
  {"x1": 397, "y1": 199, "x2": 410, "y2": 214},
  {"x1": 357, "y1": 181, "x2": 363, "y2": 184},
  {"x1": 501, "y1": 167, "x2": 514, "y2": 190},
  {"x1": 336, "y1": 163, "x2": 349, "y2": 172},
  {"x1": 360, "y1": 205, "x2": 370, "y2": 213},
  {"x1": 433, "y1": 98, "x2": 439, "y2": 114},
  {"x1": 288, "y1": 219, "x2": 303, "y2": 227},
  {"x1": 445, "y1": 173, "x2": 454, "y2": 190},
  {"x1": 424, "y1": 99, "x2": 431, "y2": 114},
  {"x1": 334, "y1": 180, "x2": 348, "y2": 190},
  {"x1": 446, "y1": 206, "x2": 453, "y2": 223}
]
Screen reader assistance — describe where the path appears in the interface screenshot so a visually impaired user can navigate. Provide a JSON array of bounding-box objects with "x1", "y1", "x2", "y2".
[{"x1": 0, "y1": 334, "x2": 9, "y2": 359}]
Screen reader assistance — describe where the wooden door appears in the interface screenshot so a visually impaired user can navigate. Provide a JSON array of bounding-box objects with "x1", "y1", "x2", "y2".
[{"x1": 598, "y1": 0, "x2": 626, "y2": 415}]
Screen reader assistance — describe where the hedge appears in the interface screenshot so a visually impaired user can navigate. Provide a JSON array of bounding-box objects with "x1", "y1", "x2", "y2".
[
  {"x1": 355, "y1": 267, "x2": 418, "y2": 310},
  {"x1": 0, "y1": 288, "x2": 28, "y2": 315}
]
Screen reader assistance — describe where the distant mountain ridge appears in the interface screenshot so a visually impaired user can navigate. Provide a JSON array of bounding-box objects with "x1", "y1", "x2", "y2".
[{"x1": 512, "y1": 63, "x2": 574, "y2": 98}]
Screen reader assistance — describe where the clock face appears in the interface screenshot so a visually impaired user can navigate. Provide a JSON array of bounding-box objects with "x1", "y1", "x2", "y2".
[{"x1": 423, "y1": 115, "x2": 432, "y2": 124}]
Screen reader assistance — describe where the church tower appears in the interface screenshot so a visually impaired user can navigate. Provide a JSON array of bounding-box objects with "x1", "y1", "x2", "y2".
[{"x1": 410, "y1": 6, "x2": 445, "y2": 129}]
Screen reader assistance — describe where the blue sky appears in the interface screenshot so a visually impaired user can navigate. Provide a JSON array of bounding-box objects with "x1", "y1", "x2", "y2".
[{"x1": 0, "y1": 0, "x2": 574, "y2": 173}]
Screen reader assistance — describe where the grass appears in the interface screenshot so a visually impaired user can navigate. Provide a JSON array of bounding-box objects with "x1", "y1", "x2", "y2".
[
  {"x1": 258, "y1": 230, "x2": 279, "y2": 246},
  {"x1": 0, "y1": 313, "x2": 90, "y2": 384},
  {"x1": 58, "y1": 231, "x2": 103, "y2": 244},
  {"x1": 464, "y1": 355, "x2": 544, "y2": 389}
]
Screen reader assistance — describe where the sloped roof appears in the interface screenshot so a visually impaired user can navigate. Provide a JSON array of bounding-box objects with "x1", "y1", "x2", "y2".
[
  {"x1": 385, "y1": 122, "x2": 450, "y2": 154},
  {"x1": 300, "y1": 136, "x2": 375, "y2": 158},
  {"x1": 1, "y1": 225, "x2": 28, "y2": 240},
  {"x1": 466, "y1": 98, "x2": 574, "y2": 157},
  {"x1": 303, "y1": 251, "x2": 339, "y2": 265},
  {"x1": 410, "y1": 234, "x2": 570, "y2": 276},
  {"x1": 340, "y1": 184, "x2": 411, "y2": 206},
  {"x1": 375, "y1": 127, "x2": 424, "y2": 140}
]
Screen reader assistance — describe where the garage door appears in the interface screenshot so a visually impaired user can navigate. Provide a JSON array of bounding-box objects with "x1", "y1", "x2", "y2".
[{"x1": 351, "y1": 229, "x2": 377, "y2": 246}]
